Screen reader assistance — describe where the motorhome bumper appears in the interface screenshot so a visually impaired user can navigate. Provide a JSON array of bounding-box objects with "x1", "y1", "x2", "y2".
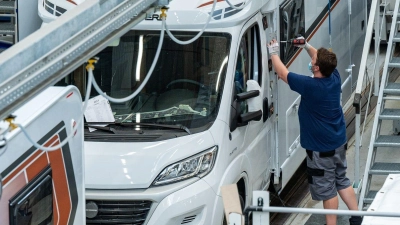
[
  {"x1": 85, "y1": 178, "x2": 217, "y2": 225},
  {"x1": 146, "y1": 179, "x2": 216, "y2": 225}
]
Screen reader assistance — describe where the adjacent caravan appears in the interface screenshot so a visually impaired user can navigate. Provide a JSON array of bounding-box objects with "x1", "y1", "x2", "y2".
[
  {"x1": 39, "y1": 0, "x2": 366, "y2": 224},
  {"x1": 0, "y1": 86, "x2": 86, "y2": 225}
]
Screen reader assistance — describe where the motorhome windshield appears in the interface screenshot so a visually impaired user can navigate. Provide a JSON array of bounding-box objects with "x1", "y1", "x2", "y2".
[{"x1": 74, "y1": 30, "x2": 231, "y2": 130}]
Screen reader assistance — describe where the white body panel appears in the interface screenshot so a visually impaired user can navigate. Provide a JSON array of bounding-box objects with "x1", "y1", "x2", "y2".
[
  {"x1": 362, "y1": 174, "x2": 400, "y2": 225},
  {"x1": 85, "y1": 131, "x2": 216, "y2": 189},
  {"x1": 37, "y1": 0, "x2": 366, "y2": 224},
  {"x1": 0, "y1": 86, "x2": 85, "y2": 224}
]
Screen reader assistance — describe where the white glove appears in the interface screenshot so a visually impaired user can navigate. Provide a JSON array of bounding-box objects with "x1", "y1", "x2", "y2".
[
  {"x1": 294, "y1": 36, "x2": 311, "y2": 50},
  {"x1": 268, "y1": 40, "x2": 279, "y2": 56}
]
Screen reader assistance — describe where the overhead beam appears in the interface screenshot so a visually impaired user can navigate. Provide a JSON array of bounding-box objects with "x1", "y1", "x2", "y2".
[{"x1": 0, "y1": 0, "x2": 161, "y2": 120}]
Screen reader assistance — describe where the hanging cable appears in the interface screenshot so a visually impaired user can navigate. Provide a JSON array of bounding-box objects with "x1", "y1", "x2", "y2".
[
  {"x1": 0, "y1": 128, "x2": 8, "y2": 156},
  {"x1": 11, "y1": 10, "x2": 168, "y2": 150},
  {"x1": 328, "y1": 0, "x2": 332, "y2": 51},
  {"x1": 14, "y1": 59, "x2": 96, "y2": 151},
  {"x1": 224, "y1": 0, "x2": 249, "y2": 10},
  {"x1": 164, "y1": 0, "x2": 217, "y2": 45},
  {"x1": 91, "y1": 16, "x2": 166, "y2": 103}
]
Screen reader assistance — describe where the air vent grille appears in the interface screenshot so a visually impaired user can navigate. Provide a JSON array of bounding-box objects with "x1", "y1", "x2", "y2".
[
  {"x1": 181, "y1": 215, "x2": 197, "y2": 224},
  {"x1": 86, "y1": 200, "x2": 152, "y2": 224}
]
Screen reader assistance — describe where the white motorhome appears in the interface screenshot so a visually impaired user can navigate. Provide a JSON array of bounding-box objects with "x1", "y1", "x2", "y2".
[
  {"x1": 39, "y1": 0, "x2": 366, "y2": 224},
  {"x1": 0, "y1": 86, "x2": 86, "y2": 225}
]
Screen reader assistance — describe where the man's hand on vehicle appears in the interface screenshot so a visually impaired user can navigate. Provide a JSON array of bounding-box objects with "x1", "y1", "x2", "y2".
[{"x1": 268, "y1": 39, "x2": 279, "y2": 56}]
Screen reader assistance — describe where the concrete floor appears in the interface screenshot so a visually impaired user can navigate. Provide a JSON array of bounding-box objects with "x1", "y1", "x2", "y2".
[{"x1": 283, "y1": 44, "x2": 393, "y2": 225}]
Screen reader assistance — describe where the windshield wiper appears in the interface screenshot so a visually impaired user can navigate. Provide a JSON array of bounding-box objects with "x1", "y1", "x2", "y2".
[{"x1": 85, "y1": 122, "x2": 191, "y2": 135}]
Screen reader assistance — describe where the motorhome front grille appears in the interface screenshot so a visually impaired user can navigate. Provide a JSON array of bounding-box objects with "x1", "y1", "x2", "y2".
[{"x1": 86, "y1": 200, "x2": 152, "y2": 224}]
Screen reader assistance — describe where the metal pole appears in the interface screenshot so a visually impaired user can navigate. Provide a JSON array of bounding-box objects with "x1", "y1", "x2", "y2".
[
  {"x1": 252, "y1": 191, "x2": 270, "y2": 225},
  {"x1": 261, "y1": 206, "x2": 400, "y2": 217},
  {"x1": 355, "y1": 113, "x2": 361, "y2": 189},
  {"x1": 374, "y1": 0, "x2": 381, "y2": 96},
  {"x1": 354, "y1": 0, "x2": 378, "y2": 96},
  {"x1": 353, "y1": 0, "x2": 379, "y2": 207},
  {"x1": 348, "y1": 0, "x2": 352, "y2": 92},
  {"x1": 244, "y1": 191, "x2": 400, "y2": 225}
]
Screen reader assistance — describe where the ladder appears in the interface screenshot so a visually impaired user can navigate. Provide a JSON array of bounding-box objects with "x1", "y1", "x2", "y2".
[
  {"x1": 359, "y1": 0, "x2": 400, "y2": 210},
  {"x1": 0, "y1": 0, "x2": 16, "y2": 49}
]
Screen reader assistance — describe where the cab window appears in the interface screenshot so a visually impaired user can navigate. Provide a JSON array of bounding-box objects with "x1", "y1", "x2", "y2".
[{"x1": 234, "y1": 23, "x2": 262, "y2": 114}]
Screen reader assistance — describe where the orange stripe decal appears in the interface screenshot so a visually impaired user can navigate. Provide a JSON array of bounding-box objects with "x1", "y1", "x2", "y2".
[
  {"x1": 198, "y1": 0, "x2": 225, "y2": 8},
  {"x1": 53, "y1": 190, "x2": 60, "y2": 225},
  {"x1": 48, "y1": 139, "x2": 72, "y2": 225},
  {"x1": 26, "y1": 153, "x2": 49, "y2": 181},
  {"x1": 1, "y1": 124, "x2": 76, "y2": 225},
  {"x1": 3, "y1": 150, "x2": 41, "y2": 185},
  {"x1": 4, "y1": 135, "x2": 56, "y2": 185},
  {"x1": 67, "y1": 0, "x2": 77, "y2": 5},
  {"x1": 0, "y1": 173, "x2": 26, "y2": 225}
]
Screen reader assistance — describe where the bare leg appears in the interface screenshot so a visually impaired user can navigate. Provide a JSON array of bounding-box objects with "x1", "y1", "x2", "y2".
[
  {"x1": 338, "y1": 186, "x2": 363, "y2": 225},
  {"x1": 323, "y1": 195, "x2": 338, "y2": 225},
  {"x1": 338, "y1": 186, "x2": 358, "y2": 210}
]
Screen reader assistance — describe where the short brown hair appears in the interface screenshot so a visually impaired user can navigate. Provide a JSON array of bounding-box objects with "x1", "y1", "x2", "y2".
[{"x1": 316, "y1": 48, "x2": 337, "y2": 77}]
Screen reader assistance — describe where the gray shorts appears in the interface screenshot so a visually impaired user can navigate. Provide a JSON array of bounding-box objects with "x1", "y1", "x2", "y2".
[{"x1": 306, "y1": 143, "x2": 351, "y2": 201}]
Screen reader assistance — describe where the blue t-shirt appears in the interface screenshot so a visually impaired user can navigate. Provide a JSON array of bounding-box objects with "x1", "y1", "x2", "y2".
[{"x1": 287, "y1": 69, "x2": 346, "y2": 152}]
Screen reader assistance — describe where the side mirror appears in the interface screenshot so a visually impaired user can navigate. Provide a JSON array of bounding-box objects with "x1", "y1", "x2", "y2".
[
  {"x1": 237, "y1": 90, "x2": 262, "y2": 124},
  {"x1": 230, "y1": 81, "x2": 263, "y2": 132},
  {"x1": 239, "y1": 110, "x2": 262, "y2": 124},
  {"x1": 236, "y1": 90, "x2": 260, "y2": 101}
]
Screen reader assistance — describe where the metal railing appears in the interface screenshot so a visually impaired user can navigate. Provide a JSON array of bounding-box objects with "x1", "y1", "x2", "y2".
[{"x1": 227, "y1": 191, "x2": 400, "y2": 225}]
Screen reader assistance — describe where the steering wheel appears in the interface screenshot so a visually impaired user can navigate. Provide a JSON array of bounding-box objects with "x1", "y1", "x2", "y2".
[{"x1": 166, "y1": 79, "x2": 206, "y2": 89}]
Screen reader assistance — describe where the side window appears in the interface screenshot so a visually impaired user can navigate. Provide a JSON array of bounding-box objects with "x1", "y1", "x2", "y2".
[
  {"x1": 9, "y1": 167, "x2": 53, "y2": 225},
  {"x1": 234, "y1": 24, "x2": 262, "y2": 113},
  {"x1": 280, "y1": 0, "x2": 305, "y2": 64}
]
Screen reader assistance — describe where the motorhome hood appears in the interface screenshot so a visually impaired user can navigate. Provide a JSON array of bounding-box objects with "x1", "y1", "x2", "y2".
[{"x1": 84, "y1": 131, "x2": 215, "y2": 189}]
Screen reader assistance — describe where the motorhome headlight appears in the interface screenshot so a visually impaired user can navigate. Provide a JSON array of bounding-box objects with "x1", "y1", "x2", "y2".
[{"x1": 152, "y1": 146, "x2": 218, "y2": 186}]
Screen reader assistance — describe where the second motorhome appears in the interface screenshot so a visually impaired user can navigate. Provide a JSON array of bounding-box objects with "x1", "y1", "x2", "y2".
[
  {"x1": 39, "y1": 0, "x2": 366, "y2": 224},
  {"x1": 0, "y1": 86, "x2": 86, "y2": 225}
]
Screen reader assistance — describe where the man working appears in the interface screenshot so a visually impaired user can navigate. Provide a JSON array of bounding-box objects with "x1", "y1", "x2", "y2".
[{"x1": 267, "y1": 38, "x2": 362, "y2": 225}]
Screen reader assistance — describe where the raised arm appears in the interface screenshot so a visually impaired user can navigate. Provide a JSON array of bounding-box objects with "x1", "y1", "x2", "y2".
[
  {"x1": 268, "y1": 39, "x2": 289, "y2": 83},
  {"x1": 304, "y1": 42, "x2": 317, "y2": 59},
  {"x1": 270, "y1": 54, "x2": 289, "y2": 83}
]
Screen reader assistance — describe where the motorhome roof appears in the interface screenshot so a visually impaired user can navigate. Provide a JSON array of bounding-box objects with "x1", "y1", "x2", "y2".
[
  {"x1": 44, "y1": 0, "x2": 273, "y2": 29},
  {"x1": 135, "y1": 0, "x2": 267, "y2": 29}
]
